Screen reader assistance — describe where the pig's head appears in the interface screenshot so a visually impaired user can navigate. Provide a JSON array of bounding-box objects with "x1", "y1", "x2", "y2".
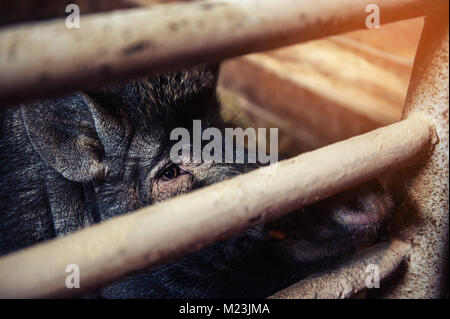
[
  {"x1": 20, "y1": 65, "x2": 392, "y2": 298},
  {"x1": 21, "y1": 65, "x2": 254, "y2": 221}
]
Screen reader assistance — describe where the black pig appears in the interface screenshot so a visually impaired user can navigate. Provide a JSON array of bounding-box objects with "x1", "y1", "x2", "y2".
[{"x1": 0, "y1": 65, "x2": 392, "y2": 298}]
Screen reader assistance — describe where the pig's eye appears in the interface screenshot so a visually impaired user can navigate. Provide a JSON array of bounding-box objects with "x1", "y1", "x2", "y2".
[
  {"x1": 151, "y1": 163, "x2": 193, "y2": 203},
  {"x1": 159, "y1": 164, "x2": 181, "y2": 181}
]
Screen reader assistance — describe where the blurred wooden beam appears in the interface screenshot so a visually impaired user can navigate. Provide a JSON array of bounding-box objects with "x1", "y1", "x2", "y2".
[{"x1": 0, "y1": 0, "x2": 434, "y2": 105}]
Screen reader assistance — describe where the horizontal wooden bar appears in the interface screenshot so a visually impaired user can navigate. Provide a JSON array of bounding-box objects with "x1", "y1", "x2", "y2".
[
  {"x1": 0, "y1": 118, "x2": 430, "y2": 298},
  {"x1": 0, "y1": 0, "x2": 435, "y2": 105}
]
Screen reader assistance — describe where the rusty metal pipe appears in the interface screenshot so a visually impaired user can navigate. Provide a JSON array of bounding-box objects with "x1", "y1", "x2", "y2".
[
  {"x1": 0, "y1": 118, "x2": 430, "y2": 298},
  {"x1": 0, "y1": 0, "x2": 435, "y2": 105}
]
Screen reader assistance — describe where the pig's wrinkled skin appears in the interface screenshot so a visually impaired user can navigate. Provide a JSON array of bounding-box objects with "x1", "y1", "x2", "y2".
[{"x1": 0, "y1": 65, "x2": 392, "y2": 298}]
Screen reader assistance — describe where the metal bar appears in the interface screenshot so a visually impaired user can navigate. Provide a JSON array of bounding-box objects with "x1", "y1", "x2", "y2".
[
  {"x1": 0, "y1": 118, "x2": 430, "y2": 298},
  {"x1": 382, "y1": 5, "x2": 449, "y2": 299},
  {"x1": 0, "y1": 0, "x2": 436, "y2": 105},
  {"x1": 269, "y1": 239, "x2": 411, "y2": 299}
]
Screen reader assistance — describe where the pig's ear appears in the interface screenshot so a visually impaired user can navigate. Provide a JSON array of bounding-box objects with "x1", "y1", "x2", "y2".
[{"x1": 21, "y1": 93, "x2": 125, "y2": 182}]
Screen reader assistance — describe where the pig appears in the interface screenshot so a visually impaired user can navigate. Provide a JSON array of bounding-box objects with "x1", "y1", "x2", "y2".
[{"x1": 0, "y1": 65, "x2": 392, "y2": 298}]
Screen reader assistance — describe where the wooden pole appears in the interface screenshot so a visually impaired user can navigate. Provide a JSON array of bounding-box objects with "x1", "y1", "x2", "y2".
[{"x1": 0, "y1": 118, "x2": 430, "y2": 298}]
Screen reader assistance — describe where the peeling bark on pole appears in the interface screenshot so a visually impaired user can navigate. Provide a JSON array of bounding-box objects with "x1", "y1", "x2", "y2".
[
  {"x1": 383, "y1": 5, "x2": 449, "y2": 299},
  {"x1": 269, "y1": 239, "x2": 411, "y2": 299},
  {"x1": 0, "y1": 119, "x2": 430, "y2": 298},
  {"x1": 0, "y1": 0, "x2": 435, "y2": 105}
]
